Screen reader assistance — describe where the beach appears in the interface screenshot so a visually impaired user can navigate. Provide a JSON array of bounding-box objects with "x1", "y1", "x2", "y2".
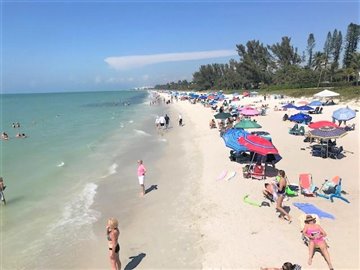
[
  {"x1": 110, "y1": 91, "x2": 359, "y2": 270},
  {"x1": 1, "y1": 90, "x2": 359, "y2": 269}
]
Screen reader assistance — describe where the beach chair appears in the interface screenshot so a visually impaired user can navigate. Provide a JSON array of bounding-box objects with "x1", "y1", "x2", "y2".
[
  {"x1": 248, "y1": 163, "x2": 265, "y2": 180},
  {"x1": 328, "y1": 146, "x2": 343, "y2": 159},
  {"x1": 344, "y1": 123, "x2": 355, "y2": 131},
  {"x1": 316, "y1": 176, "x2": 350, "y2": 203},
  {"x1": 309, "y1": 107, "x2": 320, "y2": 114},
  {"x1": 298, "y1": 126, "x2": 305, "y2": 136},
  {"x1": 289, "y1": 123, "x2": 300, "y2": 135},
  {"x1": 299, "y1": 173, "x2": 317, "y2": 197}
]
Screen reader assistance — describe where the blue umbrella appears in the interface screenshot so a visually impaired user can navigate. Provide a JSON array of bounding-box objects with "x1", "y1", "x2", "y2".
[
  {"x1": 296, "y1": 105, "x2": 314, "y2": 111},
  {"x1": 282, "y1": 103, "x2": 297, "y2": 109},
  {"x1": 332, "y1": 107, "x2": 356, "y2": 121},
  {"x1": 222, "y1": 128, "x2": 249, "y2": 152},
  {"x1": 289, "y1": 112, "x2": 312, "y2": 123},
  {"x1": 309, "y1": 100, "x2": 322, "y2": 106}
]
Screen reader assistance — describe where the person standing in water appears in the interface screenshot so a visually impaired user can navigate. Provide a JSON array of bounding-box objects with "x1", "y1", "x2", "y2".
[{"x1": 137, "y1": 160, "x2": 147, "y2": 197}]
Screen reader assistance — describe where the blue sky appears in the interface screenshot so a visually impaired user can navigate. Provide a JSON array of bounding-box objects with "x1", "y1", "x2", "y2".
[{"x1": 2, "y1": 1, "x2": 359, "y2": 93}]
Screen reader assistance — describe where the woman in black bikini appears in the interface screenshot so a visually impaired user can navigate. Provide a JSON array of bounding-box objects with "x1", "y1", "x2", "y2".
[
  {"x1": 276, "y1": 170, "x2": 292, "y2": 223},
  {"x1": 107, "y1": 218, "x2": 121, "y2": 270}
]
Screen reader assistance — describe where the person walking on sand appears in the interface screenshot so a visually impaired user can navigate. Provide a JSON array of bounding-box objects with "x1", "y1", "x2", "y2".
[
  {"x1": 164, "y1": 114, "x2": 170, "y2": 129},
  {"x1": 106, "y1": 217, "x2": 121, "y2": 270},
  {"x1": 178, "y1": 113, "x2": 183, "y2": 126},
  {"x1": 137, "y1": 160, "x2": 147, "y2": 197},
  {"x1": 0, "y1": 177, "x2": 6, "y2": 205},
  {"x1": 275, "y1": 170, "x2": 292, "y2": 223}
]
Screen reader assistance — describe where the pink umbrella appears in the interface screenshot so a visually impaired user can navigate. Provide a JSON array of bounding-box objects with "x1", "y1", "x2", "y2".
[
  {"x1": 240, "y1": 108, "x2": 260, "y2": 116},
  {"x1": 238, "y1": 134, "x2": 279, "y2": 156},
  {"x1": 308, "y1": 121, "x2": 339, "y2": 129},
  {"x1": 297, "y1": 100, "x2": 309, "y2": 105}
]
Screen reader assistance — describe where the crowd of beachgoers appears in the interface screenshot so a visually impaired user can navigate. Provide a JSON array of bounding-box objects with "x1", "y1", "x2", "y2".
[{"x1": 154, "y1": 89, "x2": 358, "y2": 270}]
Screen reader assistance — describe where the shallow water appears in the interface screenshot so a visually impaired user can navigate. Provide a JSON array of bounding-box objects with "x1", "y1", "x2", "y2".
[{"x1": 0, "y1": 90, "x2": 167, "y2": 269}]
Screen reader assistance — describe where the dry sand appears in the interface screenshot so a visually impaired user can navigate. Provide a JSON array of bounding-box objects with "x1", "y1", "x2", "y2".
[{"x1": 98, "y1": 92, "x2": 359, "y2": 270}]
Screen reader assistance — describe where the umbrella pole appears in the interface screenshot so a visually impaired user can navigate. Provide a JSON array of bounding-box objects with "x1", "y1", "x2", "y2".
[
  {"x1": 327, "y1": 140, "x2": 329, "y2": 158},
  {"x1": 248, "y1": 153, "x2": 256, "y2": 173}
]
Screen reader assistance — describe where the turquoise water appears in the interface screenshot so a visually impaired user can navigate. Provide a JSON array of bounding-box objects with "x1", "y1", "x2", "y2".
[{"x1": 0, "y1": 90, "x2": 165, "y2": 269}]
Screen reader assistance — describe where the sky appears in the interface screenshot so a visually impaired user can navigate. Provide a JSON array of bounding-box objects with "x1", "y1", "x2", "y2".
[{"x1": 1, "y1": 0, "x2": 359, "y2": 93}]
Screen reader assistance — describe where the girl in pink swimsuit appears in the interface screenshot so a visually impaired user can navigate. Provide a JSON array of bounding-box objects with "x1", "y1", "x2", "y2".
[{"x1": 302, "y1": 215, "x2": 333, "y2": 269}]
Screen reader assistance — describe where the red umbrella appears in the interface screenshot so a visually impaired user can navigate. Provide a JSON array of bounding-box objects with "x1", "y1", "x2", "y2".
[
  {"x1": 308, "y1": 121, "x2": 339, "y2": 129},
  {"x1": 238, "y1": 134, "x2": 279, "y2": 156}
]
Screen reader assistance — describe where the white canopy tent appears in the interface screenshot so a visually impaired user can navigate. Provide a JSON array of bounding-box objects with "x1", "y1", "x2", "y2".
[{"x1": 313, "y1": 89, "x2": 340, "y2": 98}]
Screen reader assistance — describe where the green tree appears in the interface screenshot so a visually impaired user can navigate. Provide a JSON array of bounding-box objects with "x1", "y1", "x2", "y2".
[
  {"x1": 306, "y1": 33, "x2": 316, "y2": 68},
  {"x1": 331, "y1": 29, "x2": 343, "y2": 70},
  {"x1": 268, "y1": 36, "x2": 302, "y2": 69},
  {"x1": 236, "y1": 40, "x2": 274, "y2": 88},
  {"x1": 343, "y1": 23, "x2": 360, "y2": 68},
  {"x1": 323, "y1": 31, "x2": 332, "y2": 68}
]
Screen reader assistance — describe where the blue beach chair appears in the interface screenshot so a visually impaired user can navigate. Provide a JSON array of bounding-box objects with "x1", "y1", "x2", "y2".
[{"x1": 316, "y1": 176, "x2": 350, "y2": 203}]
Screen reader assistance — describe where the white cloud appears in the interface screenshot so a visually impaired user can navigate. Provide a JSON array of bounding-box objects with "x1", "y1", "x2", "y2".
[
  {"x1": 104, "y1": 50, "x2": 237, "y2": 70},
  {"x1": 142, "y1": 74, "x2": 149, "y2": 80}
]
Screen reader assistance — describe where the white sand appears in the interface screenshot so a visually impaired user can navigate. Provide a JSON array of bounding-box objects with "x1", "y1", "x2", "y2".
[
  {"x1": 98, "y1": 92, "x2": 358, "y2": 270},
  {"x1": 166, "y1": 93, "x2": 359, "y2": 269}
]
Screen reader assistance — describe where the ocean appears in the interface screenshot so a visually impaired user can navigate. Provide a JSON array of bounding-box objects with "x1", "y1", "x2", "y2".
[{"x1": 0, "y1": 90, "x2": 168, "y2": 269}]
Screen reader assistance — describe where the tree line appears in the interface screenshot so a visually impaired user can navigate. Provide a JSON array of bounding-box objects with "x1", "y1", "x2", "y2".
[{"x1": 155, "y1": 23, "x2": 360, "y2": 91}]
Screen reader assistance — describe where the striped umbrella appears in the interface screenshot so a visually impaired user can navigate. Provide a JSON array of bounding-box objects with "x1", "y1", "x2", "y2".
[
  {"x1": 238, "y1": 134, "x2": 279, "y2": 156},
  {"x1": 308, "y1": 126, "x2": 347, "y2": 140}
]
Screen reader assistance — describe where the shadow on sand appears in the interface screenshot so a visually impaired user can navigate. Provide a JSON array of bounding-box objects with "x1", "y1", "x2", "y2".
[
  {"x1": 124, "y1": 253, "x2": 146, "y2": 270},
  {"x1": 145, "y1": 185, "x2": 158, "y2": 195}
]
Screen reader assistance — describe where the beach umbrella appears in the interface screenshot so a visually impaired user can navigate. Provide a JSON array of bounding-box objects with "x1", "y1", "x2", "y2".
[
  {"x1": 234, "y1": 119, "x2": 262, "y2": 129},
  {"x1": 332, "y1": 107, "x2": 356, "y2": 121},
  {"x1": 314, "y1": 89, "x2": 340, "y2": 98},
  {"x1": 296, "y1": 105, "x2": 314, "y2": 111},
  {"x1": 222, "y1": 128, "x2": 249, "y2": 152},
  {"x1": 297, "y1": 100, "x2": 309, "y2": 105},
  {"x1": 240, "y1": 108, "x2": 260, "y2": 116},
  {"x1": 251, "y1": 131, "x2": 272, "y2": 141},
  {"x1": 309, "y1": 100, "x2": 323, "y2": 107},
  {"x1": 308, "y1": 126, "x2": 347, "y2": 140},
  {"x1": 282, "y1": 103, "x2": 297, "y2": 109},
  {"x1": 308, "y1": 121, "x2": 339, "y2": 129},
  {"x1": 238, "y1": 134, "x2": 279, "y2": 156},
  {"x1": 214, "y1": 112, "x2": 232, "y2": 119},
  {"x1": 308, "y1": 126, "x2": 347, "y2": 158},
  {"x1": 289, "y1": 113, "x2": 312, "y2": 123}
]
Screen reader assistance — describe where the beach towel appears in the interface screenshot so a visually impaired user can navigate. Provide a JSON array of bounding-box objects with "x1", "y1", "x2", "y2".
[
  {"x1": 217, "y1": 170, "x2": 227, "y2": 181},
  {"x1": 293, "y1": 202, "x2": 335, "y2": 220},
  {"x1": 243, "y1": 195, "x2": 270, "y2": 207}
]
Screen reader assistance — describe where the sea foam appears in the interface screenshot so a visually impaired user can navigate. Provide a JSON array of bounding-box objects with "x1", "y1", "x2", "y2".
[
  {"x1": 47, "y1": 183, "x2": 100, "y2": 237},
  {"x1": 134, "y1": 129, "x2": 151, "y2": 136},
  {"x1": 101, "y1": 163, "x2": 118, "y2": 178}
]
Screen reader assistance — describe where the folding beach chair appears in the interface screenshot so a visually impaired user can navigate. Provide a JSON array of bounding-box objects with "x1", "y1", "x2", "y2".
[
  {"x1": 328, "y1": 146, "x2": 343, "y2": 159},
  {"x1": 299, "y1": 173, "x2": 317, "y2": 196},
  {"x1": 316, "y1": 176, "x2": 350, "y2": 203},
  {"x1": 289, "y1": 123, "x2": 300, "y2": 135},
  {"x1": 248, "y1": 163, "x2": 265, "y2": 180}
]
